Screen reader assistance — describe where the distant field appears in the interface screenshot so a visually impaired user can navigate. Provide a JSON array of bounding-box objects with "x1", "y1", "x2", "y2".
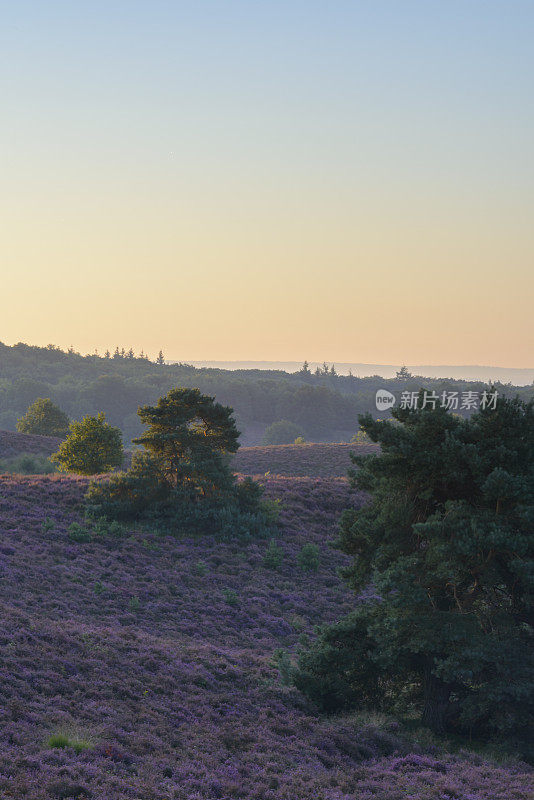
[
  {"x1": 233, "y1": 441, "x2": 379, "y2": 478},
  {"x1": 0, "y1": 429, "x2": 61, "y2": 459}
]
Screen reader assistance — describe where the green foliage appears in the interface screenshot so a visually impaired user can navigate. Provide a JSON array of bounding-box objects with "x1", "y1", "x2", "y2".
[
  {"x1": 263, "y1": 538, "x2": 284, "y2": 569},
  {"x1": 350, "y1": 428, "x2": 372, "y2": 444},
  {"x1": 134, "y1": 387, "x2": 239, "y2": 494},
  {"x1": 297, "y1": 543, "x2": 320, "y2": 572},
  {"x1": 294, "y1": 607, "x2": 393, "y2": 711},
  {"x1": 294, "y1": 435, "x2": 306, "y2": 444},
  {"x1": 296, "y1": 394, "x2": 534, "y2": 753},
  {"x1": 67, "y1": 523, "x2": 91, "y2": 543},
  {"x1": 16, "y1": 397, "x2": 70, "y2": 437},
  {"x1": 87, "y1": 388, "x2": 273, "y2": 538},
  {"x1": 47, "y1": 733, "x2": 93, "y2": 754},
  {"x1": 51, "y1": 413, "x2": 124, "y2": 475},
  {"x1": 222, "y1": 588, "x2": 239, "y2": 606},
  {"x1": 192, "y1": 560, "x2": 208, "y2": 576},
  {"x1": 129, "y1": 596, "x2": 140, "y2": 612},
  {"x1": 272, "y1": 649, "x2": 294, "y2": 686},
  {"x1": 0, "y1": 453, "x2": 56, "y2": 475},
  {"x1": 262, "y1": 420, "x2": 304, "y2": 445}
]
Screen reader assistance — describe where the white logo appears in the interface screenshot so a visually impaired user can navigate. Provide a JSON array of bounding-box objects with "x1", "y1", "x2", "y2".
[{"x1": 376, "y1": 389, "x2": 396, "y2": 411}]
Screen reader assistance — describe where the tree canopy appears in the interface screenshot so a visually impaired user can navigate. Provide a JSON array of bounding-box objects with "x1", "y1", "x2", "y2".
[
  {"x1": 16, "y1": 397, "x2": 70, "y2": 438},
  {"x1": 87, "y1": 387, "x2": 272, "y2": 537},
  {"x1": 295, "y1": 393, "x2": 534, "y2": 754},
  {"x1": 51, "y1": 413, "x2": 123, "y2": 475}
]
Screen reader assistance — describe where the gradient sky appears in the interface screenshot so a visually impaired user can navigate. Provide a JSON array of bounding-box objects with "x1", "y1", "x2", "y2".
[{"x1": 2, "y1": 1, "x2": 533, "y2": 365}]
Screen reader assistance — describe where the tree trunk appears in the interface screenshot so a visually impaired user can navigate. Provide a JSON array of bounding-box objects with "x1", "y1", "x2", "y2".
[{"x1": 421, "y1": 665, "x2": 452, "y2": 735}]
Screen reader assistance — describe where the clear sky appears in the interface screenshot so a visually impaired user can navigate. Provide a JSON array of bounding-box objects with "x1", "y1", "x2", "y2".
[{"x1": 2, "y1": 1, "x2": 533, "y2": 366}]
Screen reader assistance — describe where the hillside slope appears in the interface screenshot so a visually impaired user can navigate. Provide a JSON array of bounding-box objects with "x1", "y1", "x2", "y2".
[
  {"x1": 233, "y1": 442, "x2": 379, "y2": 477},
  {"x1": 0, "y1": 429, "x2": 61, "y2": 458},
  {"x1": 0, "y1": 475, "x2": 530, "y2": 799}
]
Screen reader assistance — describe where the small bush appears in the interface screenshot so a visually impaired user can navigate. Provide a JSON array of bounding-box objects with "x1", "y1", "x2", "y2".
[
  {"x1": 129, "y1": 596, "x2": 140, "y2": 612},
  {"x1": 193, "y1": 560, "x2": 208, "y2": 576},
  {"x1": 263, "y1": 538, "x2": 283, "y2": 570},
  {"x1": 47, "y1": 733, "x2": 93, "y2": 754},
  {"x1": 272, "y1": 649, "x2": 294, "y2": 686},
  {"x1": 297, "y1": 543, "x2": 320, "y2": 572},
  {"x1": 223, "y1": 588, "x2": 239, "y2": 606},
  {"x1": 68, "y1": 523, "x2": 92, "y2": 543}
]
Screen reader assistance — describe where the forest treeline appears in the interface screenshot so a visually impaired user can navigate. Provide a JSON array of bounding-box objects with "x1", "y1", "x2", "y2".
[{"x1": 1, "y1": 342, "x2": 532, "y2": 444}]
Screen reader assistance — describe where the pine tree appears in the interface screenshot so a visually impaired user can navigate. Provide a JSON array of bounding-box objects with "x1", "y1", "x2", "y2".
[
  {"x1": 156, "y1": 350, "x2": 165, "y2": 366},
  {"x1": 396, "y1": 365, "x2": 412, "y2": 380},
  {"x1": 295, "y1": 394, "x2": 534, "y2": 747}
]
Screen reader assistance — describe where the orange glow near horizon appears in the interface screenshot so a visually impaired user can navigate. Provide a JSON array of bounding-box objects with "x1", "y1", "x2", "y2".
[{"x1": 2, "y1": 4, "x2": 533, "y2": 368}]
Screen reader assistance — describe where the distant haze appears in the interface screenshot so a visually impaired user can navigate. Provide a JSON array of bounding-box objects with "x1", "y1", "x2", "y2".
[{"x1": 177, "y1": 361, "x2": 534, "y2": 386}]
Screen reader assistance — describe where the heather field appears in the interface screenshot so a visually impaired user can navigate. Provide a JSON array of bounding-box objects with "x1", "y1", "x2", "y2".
[
  {"x1": 0, "y1": 473, "x2": 531, "y2": 799},
  {"x1": 233, "y1": 442, "x2": 379, "y2": 478}
]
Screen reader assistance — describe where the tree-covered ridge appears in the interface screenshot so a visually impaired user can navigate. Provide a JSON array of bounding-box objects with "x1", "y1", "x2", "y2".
[{"x1": 0, "y1": 342, "x2": 532, "y2": 444}]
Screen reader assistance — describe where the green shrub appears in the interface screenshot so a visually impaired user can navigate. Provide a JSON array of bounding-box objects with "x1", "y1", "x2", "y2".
[
  {"x1": 272, "y1": 648, "x2": 294, "y2": 686},
  {"x1": 67, "y1": 523, "x2": 91, "y2": 543},
  {"x1": 263, "y1": 538, "x2": 283, "y2": 570},
  {"x1": 52, "y1": 412, "x2": 123, "y2": 475},
  {"x1": 297, "y1": 543, "x2": 320, "y2": 572},
  {"x1": 193, "y1": 560, "x2": 208, "y2": 576},
  {"x1": 222, "y1": 588, "x2": 239, "y2": 606},
  {"x1": 129, "y1": 596, "x2": 140, "y2": 612},
  {"x1": 47, "y1": 733, "x2": 93, "y2": 754}
]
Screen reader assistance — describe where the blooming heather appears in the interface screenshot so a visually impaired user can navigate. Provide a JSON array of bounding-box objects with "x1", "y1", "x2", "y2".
[{"x1": 0, "y1": 474, "x2": 530, "y2": 799}]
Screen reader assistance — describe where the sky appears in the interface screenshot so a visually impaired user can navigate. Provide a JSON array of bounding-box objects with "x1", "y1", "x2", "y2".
[{"x1": 2, "y1": 1, "x2": 533, "y2": 366}]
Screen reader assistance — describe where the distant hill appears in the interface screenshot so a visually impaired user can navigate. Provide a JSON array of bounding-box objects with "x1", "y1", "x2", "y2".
[
  {"x1": 1, "y1": 343, "x2": 533, "y2": 448},
  {"x1": 0, "y1": 429, "x2": 61, "y2": 458},
  {"x1": 234, "y1": 442, "x2": 379, "y2": 478},
  {"x1": 183, "y1": 360, "x2": 534, "y2": 386}
]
